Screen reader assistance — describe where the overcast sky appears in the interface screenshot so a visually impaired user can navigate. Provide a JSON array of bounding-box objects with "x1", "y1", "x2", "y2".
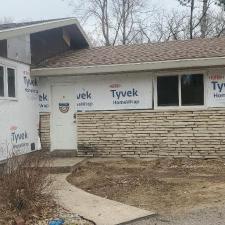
[{"x1": 0, "y1": 0, "x2": 181, "y2": 22}]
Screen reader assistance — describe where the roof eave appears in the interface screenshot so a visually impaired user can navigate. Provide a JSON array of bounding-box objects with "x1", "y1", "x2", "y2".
[
  {"x1": 31, "y1": 56, "x2": 225, "y2": 77},
  {"x1": 0, "y1": 18, "x2": 92, "y2": 47}
]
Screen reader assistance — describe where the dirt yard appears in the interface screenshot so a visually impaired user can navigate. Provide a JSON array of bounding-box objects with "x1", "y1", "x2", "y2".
[{"x1": 67, "y1": 158, "x2": 225, "y2": 216}]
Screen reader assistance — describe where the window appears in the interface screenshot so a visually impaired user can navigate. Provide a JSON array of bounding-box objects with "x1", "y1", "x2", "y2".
[
  {"x1": 0, "y1": 65, "x2": 16, "y2": 99},
  {"x1": 181, "y1": 74, "x2": 204, "y2": 106},
  {"x1": 7, "y1": 68, "x2": 16, "y2": 98},
  {"x1": 156, "y1": 74, "x2": 204, "y2": 107},
  {"x1": 157, "y1": 76, "x2": 179, "y2": 106},
  {"x1": 0, "y1": 66, "x2": 4, "y2": 97}
]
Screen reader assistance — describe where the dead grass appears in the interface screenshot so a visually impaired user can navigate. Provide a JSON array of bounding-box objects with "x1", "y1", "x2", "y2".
[{"x1": 68, "y1": 158, "x2": 225, "y2": 215}]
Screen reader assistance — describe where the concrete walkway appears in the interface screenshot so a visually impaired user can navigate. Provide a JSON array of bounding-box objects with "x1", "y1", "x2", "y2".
[{"x1": 53, "y1": 173, "x2": 155, "y2": 225}]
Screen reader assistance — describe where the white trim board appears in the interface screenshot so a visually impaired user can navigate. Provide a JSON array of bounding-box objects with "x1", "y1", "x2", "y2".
[{"x1": 31, "y1": 56, "x2": 225, "y2": 77}]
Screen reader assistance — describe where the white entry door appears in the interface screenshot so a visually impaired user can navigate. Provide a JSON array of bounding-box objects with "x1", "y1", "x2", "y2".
[{"x1": 51, "y1": 85, "x2": 77, "y2": 151}]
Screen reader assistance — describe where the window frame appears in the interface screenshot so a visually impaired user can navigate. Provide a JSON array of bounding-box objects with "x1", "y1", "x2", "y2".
[
  {"x1": 154, "y1": 71, "x2": 207, "y2": 110},
  {"x1": 7, "y1": 67, "x2": 17, "y2": 98},
  {"x1": 0, "y1": 64, "x2": 17, "y2": 100},
  {"x1": 0, "y1": 65, "x2": 5, "y2": 98}
]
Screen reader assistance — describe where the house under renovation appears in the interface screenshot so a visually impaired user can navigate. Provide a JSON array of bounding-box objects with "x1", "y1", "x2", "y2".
[{"x1": 1, "y1": 17, "x2": 225, "y2": 160}]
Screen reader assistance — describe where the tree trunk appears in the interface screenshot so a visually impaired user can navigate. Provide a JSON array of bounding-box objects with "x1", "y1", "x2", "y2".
[
  {"x1": 101, "y1": 0, "x2": 110, "y2": 46},
  {"x1": 190, "y1": 0, "x2": 195, "y2": 39},
  {"x1": 122, "y1": 0, "x2": 127, "y2": 44},
  {"x1": 201, "y1": 0, "x2": 208, "y2": 38}
]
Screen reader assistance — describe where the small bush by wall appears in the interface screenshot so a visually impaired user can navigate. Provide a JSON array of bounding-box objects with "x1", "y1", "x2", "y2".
[{"x1": 0, "y1": 150, "x2": 53, "y2": 219}]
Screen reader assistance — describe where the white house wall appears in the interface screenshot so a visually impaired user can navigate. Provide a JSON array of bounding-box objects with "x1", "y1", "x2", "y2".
[
  {"x1": 39, "y1": 73, "x2": 153, "y2": 113},
  {"x1": 38, "y1": 69, "x2": 225, "y2": 113},
  {"x1": 7, "y1": 35, "x2": 31, "y2": 64},
  {"x1": 208, "y1": 69, "x2": 225, "y2": 107},
  {"x1": 0, "y1": 57, "x2": 39, "y2": 161},
  {"x1": 39, "y1": 78, "x2": 51, "y2": 112}
]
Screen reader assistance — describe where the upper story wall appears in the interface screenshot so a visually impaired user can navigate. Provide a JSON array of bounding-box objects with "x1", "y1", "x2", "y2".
[
  {"x1": 7, "y1": 35, "x2": 31, "y2": 64},
  {"x1": 0, "y1": 20, "x2": 90, "y2": 66},
  {"x1": 4, "y1": 29, "x2": 68, "y2": 65},
  {"x1": 31, "y1": 28, "x2": 70, "y2": 65},
  {"x1": 0, "y1": 40, "x2": 7, "y2": 58}
]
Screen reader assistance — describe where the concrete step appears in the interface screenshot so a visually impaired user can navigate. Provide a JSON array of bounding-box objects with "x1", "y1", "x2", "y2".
[
  {"x1": 39, "y1": 157, "x2": 86, "y2": 174},
  {"x1": 50, "y1": 150, "x2": 78, "y2": 158}
]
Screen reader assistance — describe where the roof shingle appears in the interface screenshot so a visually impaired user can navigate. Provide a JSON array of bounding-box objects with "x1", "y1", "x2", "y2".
[{"x1": 36, "y1": 36, "x2": 225, "y2": 69}]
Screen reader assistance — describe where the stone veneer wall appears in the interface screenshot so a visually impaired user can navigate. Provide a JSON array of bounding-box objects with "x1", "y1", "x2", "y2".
[
  {"x1": 39, "y1": 113, "x2": 51, "y2": 150},
  {"x1": 77, "y1": 109, "x2": 225, "y2": 158}
]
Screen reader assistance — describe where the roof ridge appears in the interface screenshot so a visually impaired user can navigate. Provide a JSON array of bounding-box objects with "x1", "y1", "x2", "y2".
[
  {"x1": 88, "y1": 36, "x2": 225, "y2": 51},
  {"x1": 1, "y1": 17, "x2": 75, "y2": 25},
  {"x1": 0, "y1": 17, "x2": 77, "y2": 31}
]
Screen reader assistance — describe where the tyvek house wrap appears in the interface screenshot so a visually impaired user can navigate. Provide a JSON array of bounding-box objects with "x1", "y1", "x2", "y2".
[{"x1": 0, "y1": 57, "x2": 40, "y2": 161}]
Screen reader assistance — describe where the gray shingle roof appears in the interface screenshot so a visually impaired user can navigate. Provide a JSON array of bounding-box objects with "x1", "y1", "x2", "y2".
[{"x1": 36, "y1": 36, "x2": 225, "y2": 68}]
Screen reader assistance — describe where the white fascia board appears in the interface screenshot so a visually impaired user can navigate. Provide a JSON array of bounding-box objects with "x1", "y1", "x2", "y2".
[
  {"x1": 0, "y1": 18, "x2": 91, "y2": 46},
  {"x1": 31, "y1": 56, "x2": 225, "y2": 77}
]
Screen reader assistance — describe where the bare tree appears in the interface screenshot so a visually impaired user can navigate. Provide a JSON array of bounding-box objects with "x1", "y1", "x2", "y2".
[
  {"x1": 204, "y1": 8, "x2": 225, "y2": 37},
  {"x1": 112, "y1": 0, "x2": 147, "y2": 45},
  {"x1": 64, "y1": 0, "x2": 152, "y2": 46},
  {"x1": 200, "y1": 0, "x2": 208, "y2": 37},
  {"x1": 136, "y1": 9, "x2": 189, "y2": 43},
  {"x1": 177, "y1": 0, "x2": 225, "y2": 39},
  {"x1": 64, "y1": 0, "x2": 225, "y2": 45},
  {"x1": 178, "y1": 0, "x2": 195, "y2": 38},
  {"x1": 165, "y1": 11, "x2": 189, "y2": 40}
]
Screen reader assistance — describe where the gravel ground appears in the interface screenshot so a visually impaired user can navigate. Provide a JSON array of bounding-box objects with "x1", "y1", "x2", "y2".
[
  {"x1": 128, "y1": 203, "x2": 225, "y2": 225},
  {"x1": 0, "y1": 205, "x2": 94, "y2": 225},
  {"x1": 33, "y1": 210, "x2": 94, "y2": 225}
]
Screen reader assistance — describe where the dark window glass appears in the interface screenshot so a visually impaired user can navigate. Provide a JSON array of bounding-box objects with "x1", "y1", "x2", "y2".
[
  {"x1": 181, "y1": 74, "x2": 204, "y2": 106},
  {"x1": 0, "y1": 66, "x2": 4, "y2": 97},
  {"x1": 7, "y1": 68, "x2": 15, "y2": 97},
  {"x1": 157, "y1": 76, "x2": 179, "y2": 106}
]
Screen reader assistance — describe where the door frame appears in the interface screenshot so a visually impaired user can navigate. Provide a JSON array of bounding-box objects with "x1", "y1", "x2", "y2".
[{"x1": 50, "y1": 83, "x2": 77, "y2": 151}]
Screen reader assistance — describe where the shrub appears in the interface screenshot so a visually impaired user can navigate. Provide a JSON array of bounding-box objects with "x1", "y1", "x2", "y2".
[{"x1": 0, "y1": 150, "x2": 53, "y2": 218}]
